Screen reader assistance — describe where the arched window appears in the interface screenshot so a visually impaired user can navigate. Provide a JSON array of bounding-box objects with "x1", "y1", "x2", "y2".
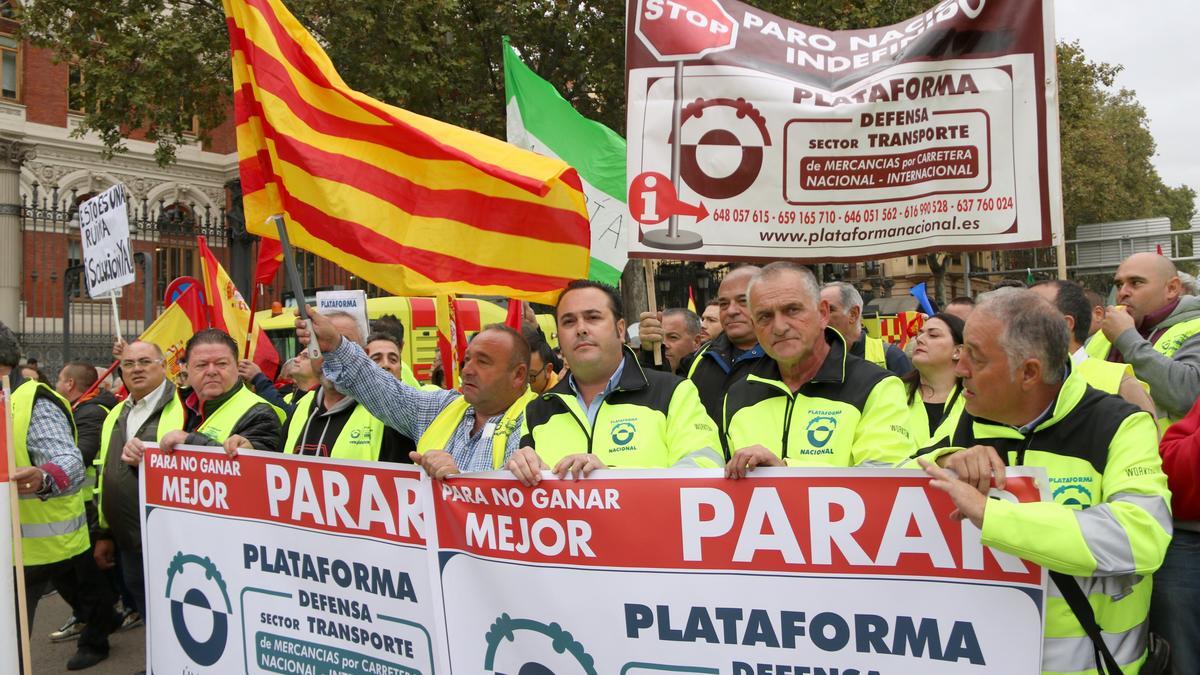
[{"x1": 157, "y1": 202, "x2": 196, "y2": 236}]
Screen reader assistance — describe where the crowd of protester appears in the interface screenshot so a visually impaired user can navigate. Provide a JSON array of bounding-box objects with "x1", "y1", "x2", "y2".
[{"x1": 6, "y1": 250, "x2": 1199, "y2": 673}]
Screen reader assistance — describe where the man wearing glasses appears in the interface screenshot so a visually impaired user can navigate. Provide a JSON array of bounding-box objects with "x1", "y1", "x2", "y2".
[
  {"x1": 527, "y1": 336, "x2": 561, "y2": 395},
  {"x1": 92, "y1": 340, "x2": 174, "y2": 623}
]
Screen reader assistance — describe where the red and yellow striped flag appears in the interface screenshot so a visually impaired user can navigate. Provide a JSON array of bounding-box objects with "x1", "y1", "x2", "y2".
[{"x1": 224, "y1": 0, "x2": 591, "y2": 304}]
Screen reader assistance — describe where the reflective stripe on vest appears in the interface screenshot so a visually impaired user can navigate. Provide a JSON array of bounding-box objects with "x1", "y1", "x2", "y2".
[
  {"x1": 417, "y1": 389, "x2": 535, "y2": 469},
  {"x1": 157, "y1": 384, "x2": 284, "y2": 444},
  {"x1": 686, "y1": 344, "x2": 712, "y2": 379},
  {"x1": 284, "y1": 391, "x2": 385, "y2": 461},
  {"x1": 10, "y1": 380, "x2": 89, "y2": 566},
  {"x1": 863, "y1": 335, "x2": 886, "y2": 368}
]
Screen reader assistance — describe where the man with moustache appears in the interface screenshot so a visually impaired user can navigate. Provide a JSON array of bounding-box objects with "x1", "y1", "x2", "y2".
[{"x1": 639, "y1": 266, "x2": 766, "y2": 455}]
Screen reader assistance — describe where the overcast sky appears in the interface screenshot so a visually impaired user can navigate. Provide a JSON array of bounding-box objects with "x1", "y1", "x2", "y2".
[{"x1": 1055, "y1": 0, "x2": 1199, "y2": 209}]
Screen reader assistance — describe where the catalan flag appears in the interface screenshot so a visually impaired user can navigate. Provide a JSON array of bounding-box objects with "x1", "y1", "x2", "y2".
[{"x1": 224, "y1": 0, "x2": 591, "y2": 304}]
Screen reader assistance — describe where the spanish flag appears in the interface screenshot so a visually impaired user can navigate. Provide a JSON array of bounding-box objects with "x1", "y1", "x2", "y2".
[
  {"x1": 142, "y1": 295, "x2": 204, "y2": 381},
  {"x1": 198, "y1": 236, "x2": 282, "y2": 379},
  {"x1": 224, "y1": 0, "x2": 591, "y2": 304}
]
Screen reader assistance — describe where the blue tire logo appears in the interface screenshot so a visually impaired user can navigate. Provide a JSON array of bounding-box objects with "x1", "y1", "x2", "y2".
[
  {"x1": 1052, "y1": 484, "x2": 1094, "y2": 508},
  {"x1": 166, "y1": 553, "x2": 232, "y2": 666},
  {"x1": 611, "y1": 421, "x2": 636, "y2": 446},
  {"x1": 806, "y1": 416, "x2": 837, "y2": 448}
]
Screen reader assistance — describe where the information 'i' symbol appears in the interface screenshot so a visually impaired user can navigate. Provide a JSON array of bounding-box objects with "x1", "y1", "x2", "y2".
[{"x1": 640, "y1": 174, "x2": 660, "y2": 222}]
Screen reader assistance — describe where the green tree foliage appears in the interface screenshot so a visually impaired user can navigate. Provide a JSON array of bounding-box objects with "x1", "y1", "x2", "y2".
[
  {"x1": 1057, "y1": 41, "x2": 1195, "y2": 235},
  {"x1": 20, "y1": 3, "x2": 1193, "y2": 263},
  {"x1": 17, "y1": 0, "x2": 930, "y2": 163}
]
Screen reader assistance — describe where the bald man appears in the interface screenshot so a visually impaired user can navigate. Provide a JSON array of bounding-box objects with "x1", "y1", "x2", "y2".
[
  {"x1": 1088, "y1": 254, "x2": 1200, "y2": 675},
  {"x1": 1087, "y1": 252, "x2": 1200, "y2": 421}
]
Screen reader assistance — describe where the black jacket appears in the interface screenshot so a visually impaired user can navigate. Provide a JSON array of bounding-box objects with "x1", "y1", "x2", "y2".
[
  {"x1": 73, "y1": 389, "x2": 118, "y2": 467},
  {"x1": 285, "y1": 390, "x2": 416, "y2": 463},
  {"x1": 181, "y1": 382, "x2": 284, "y2": 452},
  {"x1": 96, "y1": 381, "x2": 176, "y2": 550},
  {"x1": 676, "y1": 333, "x2": 767, "y2": 457}
]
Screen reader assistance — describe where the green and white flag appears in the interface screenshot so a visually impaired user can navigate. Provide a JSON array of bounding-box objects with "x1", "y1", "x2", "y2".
[{"x1": 503, "y1": 37, "x2": 628, "y2": 286}]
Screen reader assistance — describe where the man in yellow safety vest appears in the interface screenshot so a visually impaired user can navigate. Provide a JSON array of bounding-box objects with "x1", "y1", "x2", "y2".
[
  {"x1": 2, "y1": 323, "x2": 119, "y2": 670},
  {"x1": 299, "y1": 310, "x2": 535, "y2": 478}
]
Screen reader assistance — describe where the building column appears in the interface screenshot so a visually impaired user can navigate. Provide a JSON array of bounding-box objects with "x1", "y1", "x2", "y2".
[{"x1": 0, "y1": 134, "x2": 35, "y2": 331}]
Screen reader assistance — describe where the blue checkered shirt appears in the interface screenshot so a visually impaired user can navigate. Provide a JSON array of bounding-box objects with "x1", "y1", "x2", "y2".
[
  {"x1": 321, "y1": 338, "x2": 526, "y2": 472},
  {"x1": 27, "y1": 398, "x2": 85, "y2": 496}
]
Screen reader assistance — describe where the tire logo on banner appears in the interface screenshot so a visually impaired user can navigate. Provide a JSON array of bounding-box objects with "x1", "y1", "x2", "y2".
[
  {"x1": 675, "y1": 97, "x2": 772, "y2": 200},
  {"x1": 165, "y1": 552, "x2": 232, "y2": 666},
  {"x1": 483, "y1": 614, "x2": 597, "y2": 674}
]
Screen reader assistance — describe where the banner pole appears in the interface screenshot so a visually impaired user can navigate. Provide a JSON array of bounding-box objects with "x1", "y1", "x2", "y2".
[
  {"x1": 642, "y1": 262, "x2": 663, "y2": 367},
  {"x1": 109, "y1": 293, "x2": 123, "y2": 344}
]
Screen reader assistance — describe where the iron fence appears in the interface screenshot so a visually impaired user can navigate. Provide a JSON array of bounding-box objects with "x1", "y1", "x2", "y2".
[{"x1": 18, "y1": 182, "x2": 230, "y2": 377}]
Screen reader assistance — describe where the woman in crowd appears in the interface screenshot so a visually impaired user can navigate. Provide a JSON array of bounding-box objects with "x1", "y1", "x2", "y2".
[{"x1": 904, "y1": 313, "x2": 967, "y2": 448}]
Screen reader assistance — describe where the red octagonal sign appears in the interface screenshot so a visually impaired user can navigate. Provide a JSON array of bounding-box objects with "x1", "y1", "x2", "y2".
[{"x1": 635, "y1": 0, "x2": 739, "y2": 62}]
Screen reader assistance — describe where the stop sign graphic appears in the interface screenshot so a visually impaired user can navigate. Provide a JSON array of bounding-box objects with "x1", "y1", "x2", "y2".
[{"x1": 635, "y1": 0, "x2": 739, "y2": 62}]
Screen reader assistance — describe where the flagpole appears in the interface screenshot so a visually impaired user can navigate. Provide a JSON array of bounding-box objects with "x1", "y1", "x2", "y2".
[
  {"x1": 271, "y1": 215, "x2": 320, "y2": 359},
  {"x1": 109, "y1": 293, "x2": 123, "y2": 344},
  {"x1": 243, "y1": 282, "x2": 260, "y2": 360}
]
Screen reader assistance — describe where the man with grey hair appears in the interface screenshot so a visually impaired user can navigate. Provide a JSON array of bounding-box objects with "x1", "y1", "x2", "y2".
[
  {"x1": 1179, "y1": 271, "x2": 1200, "y2": 296},
  {"x1": 638, "y1": 265, "x2": 768, "y2": 457},
  {"x1": 722, "y1": 262, "x2": 913, "y2": 476},
  {"x1": 229, "y1": 311, "x2": 416, "y2": 461},
  {"x1": 821, "y1": 281, "x2": 912, "y2": 376},
  {"x1": 917, "y1": 288, "x2": 1170, "y2": 675},
  {"x1": 641, "y1": 307, "x2": 704, "y2": 373}
]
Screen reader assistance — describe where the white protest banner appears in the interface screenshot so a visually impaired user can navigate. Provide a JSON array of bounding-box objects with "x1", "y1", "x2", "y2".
[
  {"x1": 426, "y1": 469, "x2": 1047, "y2": 674},
  {"x1": 141, "y1": 446, "x2": 437, "y2": 674},
  {"x1": 625, "y1": 0, "x2": 1060, "y2": 261},
  {"x1": 316, "y1": 290, "x2": 370, "y2": 343},
  {"x1": 0, "y1": 383, "x2": 22, "y2": 675},
  {"x1": 78, "y1": 184, "x2": 136, "y2": 298}
]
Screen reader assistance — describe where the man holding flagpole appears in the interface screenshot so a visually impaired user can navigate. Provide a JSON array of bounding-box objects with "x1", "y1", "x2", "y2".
[{"x1": 299, "y1": 311, "x2": 535, "y2": 478}]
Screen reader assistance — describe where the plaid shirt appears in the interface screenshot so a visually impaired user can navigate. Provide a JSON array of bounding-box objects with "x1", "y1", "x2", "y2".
[
  {"x1": 27, "y1": 397, "x2": 85, "y2": 496},
  {"x1": 321, "y1": 338, "x2": 526, "y2": 472}
]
